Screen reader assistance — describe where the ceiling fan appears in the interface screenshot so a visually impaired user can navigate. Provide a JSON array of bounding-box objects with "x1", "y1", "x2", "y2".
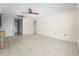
[{"x1": 22, "y1": 8, "x2": 39, "y2": 15}]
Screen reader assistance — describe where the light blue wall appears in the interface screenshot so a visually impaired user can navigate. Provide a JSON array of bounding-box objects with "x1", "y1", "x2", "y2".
[{"x1": 1, "y1": 15, "x2": 15, "y2": 37}]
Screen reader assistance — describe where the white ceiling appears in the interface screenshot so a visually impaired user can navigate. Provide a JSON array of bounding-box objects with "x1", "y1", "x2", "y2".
[{"x1": 0, "y1": 3, "x2": 76, "y2": 17}]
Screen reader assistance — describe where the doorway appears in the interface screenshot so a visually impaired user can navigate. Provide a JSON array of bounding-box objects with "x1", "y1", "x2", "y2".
[{"x1": 15, "y1": 17, "x2": 23, "y2": 35}]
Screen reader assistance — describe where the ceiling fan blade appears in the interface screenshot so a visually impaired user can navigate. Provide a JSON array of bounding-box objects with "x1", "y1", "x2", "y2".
[{"x1": 32, "y1": 12, "x2": 39, "y2": 15}]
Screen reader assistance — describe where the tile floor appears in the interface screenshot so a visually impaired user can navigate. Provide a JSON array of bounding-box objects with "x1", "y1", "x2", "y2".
[{"x1": 0, "y1": 34, "x2": 79, "y2": 56}]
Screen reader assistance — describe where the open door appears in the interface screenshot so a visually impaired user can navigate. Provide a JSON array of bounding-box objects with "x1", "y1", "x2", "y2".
[{"x1": 15, "y1": 18, "x2": 23, "y2": 35}]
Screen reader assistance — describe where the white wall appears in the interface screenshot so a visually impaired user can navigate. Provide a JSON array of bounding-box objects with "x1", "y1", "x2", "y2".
[{"x1": 37, "y1": 7, "x2": 77, "y2": 42}]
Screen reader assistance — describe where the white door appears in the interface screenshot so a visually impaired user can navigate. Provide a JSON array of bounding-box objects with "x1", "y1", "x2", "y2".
[{"x1": 23, "y1": 18, "x2": 33, "y2": 35}]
